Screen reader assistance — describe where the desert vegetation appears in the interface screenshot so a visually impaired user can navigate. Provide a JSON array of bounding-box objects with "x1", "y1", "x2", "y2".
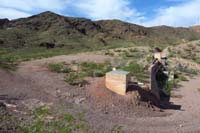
[
  {"x1": 48, "y1": 63, "x2": 71, "y2": 73},
  {"x1": 48, "y1": 57, "x2": 150, "y2": 87},
  {"x1": 20, "y1": 106, "x2": 89, "y2": 133}
]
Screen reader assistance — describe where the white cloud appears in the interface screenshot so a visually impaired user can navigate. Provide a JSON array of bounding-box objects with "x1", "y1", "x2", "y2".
[
  {"x1": 0, "y1": 0, "x2": 67, "y2": 19},
  {"x1": 69, "y1": 0, "x2": 144, "y2": 23},
  {"x1": 1, "y1": 0, "x2": 199, "y2": 27},
  {"x1": 0, "y1": 0, "x2": 66, "y2": 11},
  {"x1": 0, "y1": 7, "x2": 31, "y2": 19},
  {"x1": 143, "y1": 0, "x2": 200, "y2": 27}
]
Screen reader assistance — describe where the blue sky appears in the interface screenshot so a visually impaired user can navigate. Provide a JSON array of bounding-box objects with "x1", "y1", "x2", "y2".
[{"x1": 0, "y1": 0, "x2": 200, "y2": 27}]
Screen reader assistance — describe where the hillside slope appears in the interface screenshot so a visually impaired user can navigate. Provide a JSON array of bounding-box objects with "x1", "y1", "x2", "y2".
[{"x1": 0, "y1": 11, "x2": 200, "y2": 48}]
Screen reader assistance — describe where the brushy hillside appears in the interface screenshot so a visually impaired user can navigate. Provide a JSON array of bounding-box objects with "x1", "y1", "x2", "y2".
[{"x1": 0, "y1": 11, "x2": 200, "y2": 49}]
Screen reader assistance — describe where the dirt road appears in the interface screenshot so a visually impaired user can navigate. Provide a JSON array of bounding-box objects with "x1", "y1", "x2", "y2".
[
  {"x1": 123, "y1": 76, "x2": 200, "y2": 132},
  {"x1": 17, "y1": 52, "x2": 112, "y2": 73},
  {"x1": 1, "y1": 52, "x2": 200, "y2": 132}
]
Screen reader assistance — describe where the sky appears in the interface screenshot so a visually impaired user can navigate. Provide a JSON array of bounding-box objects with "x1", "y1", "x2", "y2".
[{"x1": 0, "y1": 0, "x2": 200, "y2": 27}]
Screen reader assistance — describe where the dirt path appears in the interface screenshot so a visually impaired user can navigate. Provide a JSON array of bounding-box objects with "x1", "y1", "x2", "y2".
[
  {"x1": 17, "y1": 52, "x2": 112, "y2": 73},
  {"x1": 122, "y1": 76, "x2": 200, "y2": 132}
]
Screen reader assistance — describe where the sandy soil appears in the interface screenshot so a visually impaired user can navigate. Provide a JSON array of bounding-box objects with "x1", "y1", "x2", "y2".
[{"x1": 1, "y1": 52, "x2": 200, "y2": 132}]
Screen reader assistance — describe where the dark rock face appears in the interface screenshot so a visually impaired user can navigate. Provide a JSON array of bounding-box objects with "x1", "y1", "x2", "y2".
[
  {"x1": 0, "y1": 40, "x2": 4, "y2": 44},
  {"x1": 0, "y1": 102, "x2": 6, "y2": 109},
  {"x1": 39, "y1": 42, "x2": 55, "y2": 49},
  {"x1": 0, "y1": 19, "x2": 9, "y2": 28}
]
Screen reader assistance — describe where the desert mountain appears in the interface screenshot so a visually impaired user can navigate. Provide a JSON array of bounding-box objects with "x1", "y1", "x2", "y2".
[
  {"x1": 0, "y1": 11, "x2": 200, "y2": 48},
  {"x1": 190, "y1": 25, "x2": 200, "y2": 33}
]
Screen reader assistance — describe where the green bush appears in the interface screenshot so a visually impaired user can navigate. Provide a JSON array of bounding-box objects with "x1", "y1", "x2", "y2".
[
  {"x1": 80, "y1": 62, "x2": 112, "y2": 77},
  {"x1": 120, "y1": 50, "x2": 144, "y2": 59},
  {"x1": 113, "y1": 49, "x2": 122, "y2": 52},
  {"x1": 93, "y1": 70, "x2": 105, "y2": 77},
  {"x1": 129, "y1": 48, "x2": 138, "y2": 53},
  {"x1": 178, "y1": 75, "x2": 188, "y2": 81},
  {"x1": 54, "y1": 61, "x2": 113, "y2": 86},
  {"x1": 0, "y1": 49, "x2": 18, "y2": 70},
  {"x1": 163, "y1": 80, "x2": 174, "y2": 96},
  {"x1": 0, "y1": 61, "x2": 18, "y2": 71},
  {"x1": 64, "y1": 72, "x2": 87, "y2": 86},
  {"x1": 20, "y1": 106, "x2": 89, "y2": 133},
  {"x1": 104, "y1": 50, "x2": 114, "y2": 56},
  {"x1": 31, "y1": 106, "x2": 51, "y2": 118},
  {"x1": 177, "y1": 65, "x2": 199, "y2": 75},
  {"x1": 122, "y1": 62, "x2": 149, "y2": 82},
  {"x1": 48, "y1": 63, "x2": 71, "y2": 73},
  {"x1": 123, "y1": 62, "x2": 143, "y2": 73},
  {"x1": 146, "y1": 55, "x2": 153, "y2": 63}
]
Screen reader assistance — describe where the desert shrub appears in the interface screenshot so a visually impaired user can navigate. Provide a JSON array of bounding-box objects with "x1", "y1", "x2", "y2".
[
  {"x1": 146, "y1": 54, "x2": 153, "y2": 63},
  {"x1": 177, "y1": 65, "x2": 199, "y2": 75},
  {"x1": 104, "y1": 50, "x2": 114, "y2": 56},
  {"x1": 110, "y1": 58, "x2": 127, "y2": 69},
  {"x1": 93, "y1": 70, "x2": 105, "y2": 77},
  {"x1": 64, "y1": 72, "x2": 87, "y2": 86},
  {"x1": 167, "y1": 47, "x2": 172, "y2": 52},
  {"x1": 184, "y1": 68, "x2": 198, "y2": 75},
  {"x1": 31, "y1": 106, "x2": 51, "y2": 119},
  {"x1": 123, "y1": 51, "x2": 133, "y2": 57},
  {"x1": 20, "y1": 106, "x2": 89, "y2": 133},
  {"x1": 123, "y1": 62, "x2": 143, "y2": 73},
  {"x1": 48, "y1": 63, "x2": 63, "y2": 73},
  {"x1": 48, "y1": 63, "x2": 71, "y2": 73},
  {"x1": 129, "y1": 48, "x2": 138, "y2": 53},
  {"x1": 122, "y1": 62, "x2": 149, "y2": 82},
  {"x1": 187, "y1": 69, "x2": 199, "y2": 75},
  {"x1": 0, "y1": 53, "x2": 19, "y2": 71},
  {"x1": 113, "y1": 49, "x2": 122, "y2": 52},
  {"x1": 193, "y1": 58, "x2": 200, "y2": 64},
  {"x1": 197, "y1": 41, "x2": 200, "y2": 46},
  {"x1": 0, "y1": 106, "x2": 20, "y2": 132},
  {"x1": 121, "y1": 50, "x2": 144, "y2": 59},
  {"x1": 80, "y1": 62, "x2": 112, "y2": 77},
  {"x1": 0, "y1": 60, "x2": 18, "y2": 71},
  {"x1": 169, "y1": 52, "x2": 175, "y2": 58},
  {"x1": 196, "y1": 60, "x2": 200, "y2": 64},
  {"x1": 178, "y1": 75, "x2": 188, "y2": 81},
  {"x1": 163, "y1": 80, "x2": 174, "y2": 96},
  {"x1": 111, "y1": 125, "x2": 124, "y2": 133},
  {"x1": 63, "y1": 61, "x2": 112, "y2": 86}
]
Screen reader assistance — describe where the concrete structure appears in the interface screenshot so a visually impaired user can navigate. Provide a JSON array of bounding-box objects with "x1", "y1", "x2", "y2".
[{"x1": 105, "y1": 70, "x2": 130, "y2": 95}]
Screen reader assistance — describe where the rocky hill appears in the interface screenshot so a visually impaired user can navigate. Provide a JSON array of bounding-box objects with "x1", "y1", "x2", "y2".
[
  {"x1": 190, "y1": 25, "x2": 200, "y2": 33},
  {"x1": 0, "y1": 11, "x2": 200, "y2": 48}
]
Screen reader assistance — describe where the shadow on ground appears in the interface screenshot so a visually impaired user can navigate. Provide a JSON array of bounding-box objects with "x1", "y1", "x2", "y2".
[{"x1": 127, "y1": 83, "x2": 181, "y2": 110}]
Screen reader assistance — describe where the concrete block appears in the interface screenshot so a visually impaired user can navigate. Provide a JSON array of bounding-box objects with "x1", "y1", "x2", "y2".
[{"x1": 105, "y1": 70, "x2": 130, "y2": 95}]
